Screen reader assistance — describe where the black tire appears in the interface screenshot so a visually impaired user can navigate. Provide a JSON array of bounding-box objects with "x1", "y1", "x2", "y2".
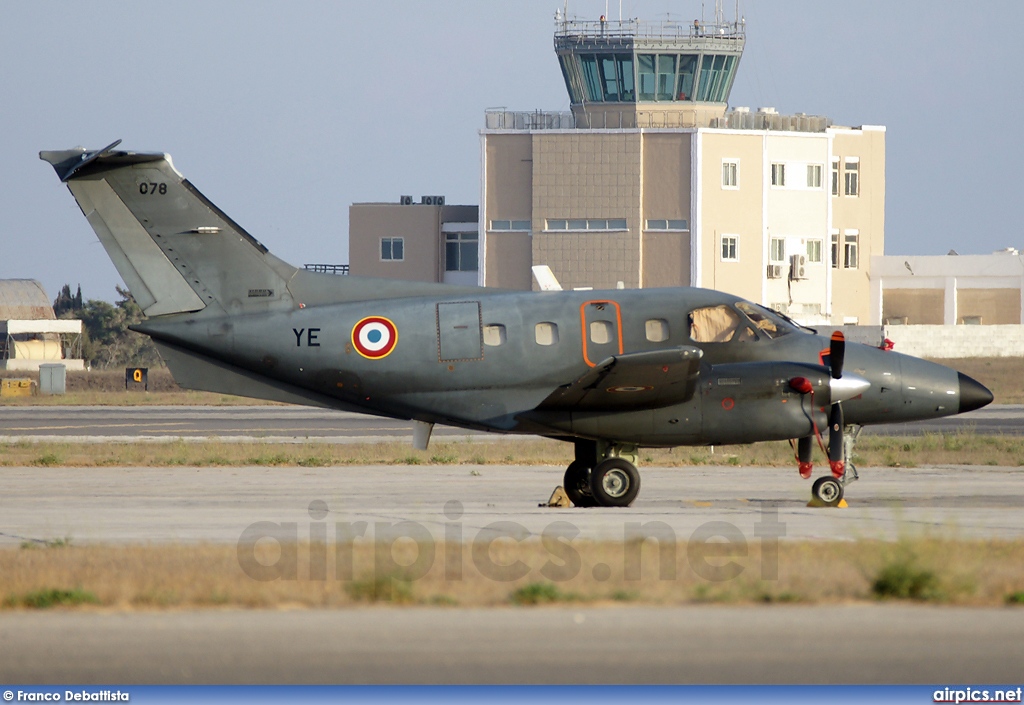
[
  {"x1": 811, "y1": 476, "x2": 844, "y2": 506},
  {"x1": 563, "y1": 460, "x2": 596, "y2": 507},
  {"x1": 590, "y1": 458, "x2": 641, "y2": 507}
]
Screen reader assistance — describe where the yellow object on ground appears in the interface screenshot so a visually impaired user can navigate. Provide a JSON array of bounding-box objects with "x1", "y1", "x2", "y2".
[{"x1": 0, "y1": 378, "x2": 36, "y2": 397}]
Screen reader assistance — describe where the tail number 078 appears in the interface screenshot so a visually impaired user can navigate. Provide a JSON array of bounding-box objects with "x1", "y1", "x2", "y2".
[{"x1": 140, "y1": 182, "x2": 167, "y2": 195}]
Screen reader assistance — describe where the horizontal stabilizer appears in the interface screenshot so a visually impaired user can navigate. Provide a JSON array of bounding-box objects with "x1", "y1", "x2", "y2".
[{"x1": 538, "y1": 346, "x2": 703, "y2": 411}]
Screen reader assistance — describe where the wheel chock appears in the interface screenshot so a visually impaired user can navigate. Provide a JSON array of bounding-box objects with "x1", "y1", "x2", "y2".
[
  {"x1": 806, "y1": 497, "x2": 849, "y2": 508},
  {"x1": 540, "y1": 486, "x2": 572, "y2": 508}
]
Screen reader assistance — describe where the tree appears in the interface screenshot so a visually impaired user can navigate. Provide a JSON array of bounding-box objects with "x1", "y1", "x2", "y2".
[
  {"x1": 75, "y1": 286, "x2": 163, "y2": 369},
  {"x1": 52, "y1": 283, "x2": 83, "y2": 318}
]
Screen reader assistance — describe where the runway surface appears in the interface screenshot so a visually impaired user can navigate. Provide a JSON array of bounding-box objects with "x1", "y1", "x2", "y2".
[
  {"x1": 1, "y1": 605, "x2": 1022, "y2": 684},
  {"x1": 0, "y1": 404, "x2": 1020, "y2": 443},
  {"x1": 2, "y1": 464, "x2": 1023, "y2": 545}
]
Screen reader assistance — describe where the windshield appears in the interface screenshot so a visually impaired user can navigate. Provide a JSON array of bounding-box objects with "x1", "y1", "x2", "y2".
[{"x1": 734, "y1": 302, "x2": 802, "y2": 339}]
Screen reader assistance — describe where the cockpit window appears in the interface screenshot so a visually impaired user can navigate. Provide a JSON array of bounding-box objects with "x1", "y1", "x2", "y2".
[
  {"x1": 735, "y1": 301, "x2": 798, "y2": 339},
  {"x1": 688, "y1": 305, "x2": 755, "y2": 343}
]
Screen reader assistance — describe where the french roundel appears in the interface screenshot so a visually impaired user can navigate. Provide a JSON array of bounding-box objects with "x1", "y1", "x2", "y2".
[{"x1": 352, "y1": 316, "x2": 398, "y2": 359}]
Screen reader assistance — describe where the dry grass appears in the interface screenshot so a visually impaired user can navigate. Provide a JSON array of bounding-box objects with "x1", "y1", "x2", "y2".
[
  {"x1": 3, "y1": 538, "x2": 1023, "y2": 610},
  {"x1": 0, "y1": 432, "x2": 1022, "y2": 469}
]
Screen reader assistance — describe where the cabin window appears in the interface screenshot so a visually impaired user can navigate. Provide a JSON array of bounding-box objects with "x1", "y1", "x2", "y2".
[
  {"x1": 645, "y1": 319, "x2": 669, "y2": 342},
  {"x1": 735, "y1": 301, "x2": 795, "y2": 339},
  {"x1": 483, "y1": 324, "x2": 506, "y2": 347},
  {"x1": 590, "y1": 320, "x2": 613, "y2": 345},
  {"x1": 535, "y1": 322, "x2": 559, "y2": 346}
]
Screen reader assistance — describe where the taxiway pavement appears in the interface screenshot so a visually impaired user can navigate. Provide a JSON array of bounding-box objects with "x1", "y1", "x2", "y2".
[
  {"x1": 1, "y1": 605, "x2": 1022, "y2": 684},
  {"x1": 2, "y1": 464, "x2": 1023, "y2": 545}
]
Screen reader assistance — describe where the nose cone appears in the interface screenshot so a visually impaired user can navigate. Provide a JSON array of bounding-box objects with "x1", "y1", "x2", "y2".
[{"x1": 958, "y1": 372, "x2": 994, "y2": 413}]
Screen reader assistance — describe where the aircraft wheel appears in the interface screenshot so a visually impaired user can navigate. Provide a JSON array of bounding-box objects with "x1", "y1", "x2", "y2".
[
  {"x1": 811, "y1": 476, "x2": 844, "y2": 507},
  {"x1": 590, "y1": 458, "x2": 640, "y2": 508},
  {"x1": 563, "y1": 460, "x2": 597, "y2": 508}
]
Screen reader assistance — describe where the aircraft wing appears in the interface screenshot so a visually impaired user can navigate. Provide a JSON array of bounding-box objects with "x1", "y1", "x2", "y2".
[{"x1": 537, "y1": 346, "x2": 702, "y2": 411}]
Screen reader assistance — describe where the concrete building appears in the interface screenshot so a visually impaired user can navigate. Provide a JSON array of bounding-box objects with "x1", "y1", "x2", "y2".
[
  {"x1": 871, "y1": 250, "x2": 1024, "y2": 325},
  {"x1": 0, "y1": 279, "x2": 84, "y2": 371},
  {"x1": 480, "y1": 14, "x2": 885, "y2": 326},
  {"x1": 349, "y1": 200, "x2": 479, "y2": 286}
]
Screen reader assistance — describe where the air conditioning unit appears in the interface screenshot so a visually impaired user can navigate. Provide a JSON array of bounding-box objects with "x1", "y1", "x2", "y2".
[
  {"x1": 420, "y1": 195, "x2": 445, "y2": 206},
  {"x1": 789, "y1": 254, "x2": 807, "y2": 280},
  {"x1": 766, "y1": 264, "x2": 784, "y2": 279},
  {"x1": 399, "y1": 195, "x2": 413, "y2": 205}
]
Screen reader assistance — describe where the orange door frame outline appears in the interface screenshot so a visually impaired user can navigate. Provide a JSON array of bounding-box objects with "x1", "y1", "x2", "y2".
[{"x1": 580, "y1": 300, "x2": 624, "y2": 367}]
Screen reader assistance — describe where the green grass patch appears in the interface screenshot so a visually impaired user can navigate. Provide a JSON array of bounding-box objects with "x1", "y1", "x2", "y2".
[
  {"x1": 33, "y1": 452, "x2": 62, "y2": 467},
  {"x1": 4, "y1": 588, "x2": 99, "y2": 609},
  {"x1": 509, "y1": 582, "x2": 582, "y2": 605},
  {"x1": 1006, "y1": 591, "x2": 1024, "y2": 605},
  {"x1": 346, "y1": 574, "x2": 414, "y2": 604},
  {"x1": 872, "y1": 559, "x2": 941, "y2": 601}
]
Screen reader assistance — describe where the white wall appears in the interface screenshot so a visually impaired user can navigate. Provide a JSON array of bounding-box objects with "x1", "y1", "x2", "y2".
[{"x1": 884, "y1": 324, "x2": 1024, "y2": 358}]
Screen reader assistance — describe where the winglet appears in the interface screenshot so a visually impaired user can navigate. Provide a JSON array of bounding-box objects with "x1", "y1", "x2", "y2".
[{"x1": 39, "y1": 139, "x2": 122, "y2": 182}]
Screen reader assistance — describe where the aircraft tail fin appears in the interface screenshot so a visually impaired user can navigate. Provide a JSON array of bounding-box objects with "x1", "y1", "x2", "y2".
[{"x1": 40, "y1": 143, "x2": 298, "y2": 317}]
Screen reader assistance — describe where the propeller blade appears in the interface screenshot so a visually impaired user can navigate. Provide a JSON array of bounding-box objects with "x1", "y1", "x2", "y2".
[
  {"x1": 797, "y1": 435, "x2": 814, "y2": 479},
  {"x1": 828, "y1": 403, "x2": 844, "y2": 463},
  {"x1": 829, "y1": 331, "x2": 845, "y2": 380},
  {"x1": 798, "y1": 435, "x2": 813, "y2": 463}
]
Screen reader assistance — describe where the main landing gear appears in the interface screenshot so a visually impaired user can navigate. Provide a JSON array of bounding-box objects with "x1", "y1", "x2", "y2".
[{"x1": 563, "y1": 440, "x2": 641, "y2": 508}]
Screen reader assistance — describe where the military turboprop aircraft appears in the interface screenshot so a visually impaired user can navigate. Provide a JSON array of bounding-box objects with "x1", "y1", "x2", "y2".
[{"x1": 40, "y1": 142, "x2": 993, "y2": 508}]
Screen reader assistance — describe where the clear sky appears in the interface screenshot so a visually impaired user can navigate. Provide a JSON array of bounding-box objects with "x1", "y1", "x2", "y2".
[{"x1": 2, "y1": 0, "x2": 1021, "y2": 302}]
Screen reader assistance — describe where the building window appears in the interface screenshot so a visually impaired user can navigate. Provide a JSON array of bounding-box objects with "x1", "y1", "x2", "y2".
[
  {"x1": 645, "y1": 319, "x2": 669, "y2": 342},
  {"x1": 721, "y1": 235, "x2": 738, "y2": 261},
  {"x1": 807, "y1": 164, "x2": 823, "y2": 189},
  {"x1": 483, "y1": 324, "x2": 506, "y2": 346},
  {"x1": 844, "y1": 159, "x2": 860, "y2": 196},
  {"x1": 546, "y1": 218, "x2": 627, "y2": 231},
  {"x1": 445, "y1": 232, "x2": 478, "y2": 272},
  {"x1": 490, "y1": 220, "x2": 530, "y2": 231},
  {"x1": 771, "y1": 163, "x2": 786, "y2": 187},
  {"x1": 381, "y1": 237, "x2": 404, "y2": 261},
  {"x1": 806, "y1": 239, "x2": 823, "y2": 264},
  {"x1": 535, "y1": 322, "x2": 559, "y2": 346},
  {"x1": 831, "y1": 159, "x2": 840, "y2": 196},
  {"x1": 722, "y1": 160, "x2": 738, "y2": 188},
  {"x1": 645, "y1": 219, "x2": 689, "y2": 231},
  {"x1": 844, "y1": 233, "x2": 859, "y2": 269},
  {"x1": 831, "y1": 231, "x2": 840, "y2": 269},
  {"x1": 770, "y1": 237, "x2": 786, "y2": 263}
]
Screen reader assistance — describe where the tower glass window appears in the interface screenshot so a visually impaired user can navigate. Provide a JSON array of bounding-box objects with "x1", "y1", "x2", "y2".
[
  {"x1": 656, "y1": 55, "x2": 677, "y2": 101},
  {"x1": 580, "y1": 54, "x2": 602, "y2": 102},
  {"x1": 637, "y1": 55, "x2": 656, "y2": 101},
  {"x1": 445, "y1": 233, "x2": 478, "y2": 272},
  {"x1": 677, "y1": 55, "x2": 698, "y2": 100}
]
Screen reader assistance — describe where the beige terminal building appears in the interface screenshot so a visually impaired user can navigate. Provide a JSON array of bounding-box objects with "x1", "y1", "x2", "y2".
[{"x1": 351, "y1": 12, "x2": 885, "y2": 327}]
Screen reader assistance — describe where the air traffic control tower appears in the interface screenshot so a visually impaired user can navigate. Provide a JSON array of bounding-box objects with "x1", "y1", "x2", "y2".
[
  {"x1": 553, "y1": 12, "x2": 745, "y2": 129},
  {"x1": 480, "y1": 6, "x2": 884, "y2": 327}
]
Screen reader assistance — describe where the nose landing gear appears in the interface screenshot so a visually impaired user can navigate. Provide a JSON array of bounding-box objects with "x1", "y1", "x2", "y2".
[{"x1": 807, "y1": 425, "x2": 861, "y2": 507}]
